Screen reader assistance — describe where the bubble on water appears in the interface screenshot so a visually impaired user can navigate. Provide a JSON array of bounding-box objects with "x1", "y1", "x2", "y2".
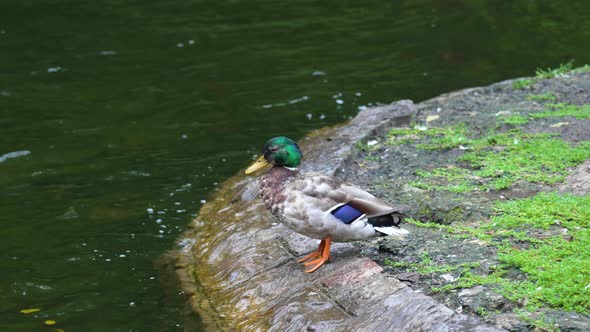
[
  {"x1": 306, "y1": 113, "x2": 312, "y2": 120},
  {"x1": 129, "y1": 302, "x2": 135, "y2": 306},
  {"x1": 335, "y1": 99, "x2": 344, "y2": 105},
  {"x1": 159, "y1": 230, "x2": 164, "y2": 234},
  {"x1": 181, "y1": 133, "x2": 189, "y2": 139},
  {"x1": 156, "y1": 219, "x2": 163, "y2": 224},
  {"x1": 355, "y1": 92, "x2": 362, "y2": 96},
  {"x1": 174, "y1": 202, "x2": 181, "y2": 205},
  {"x1": 147, "y1": 208, "x2": 154, "y2": 214},
  {"x1": 176, "y1": 43, "x2": 184, "y2": 48},
  {"x1": 99, "y1": 50, "x2": 117, "y2": 56},
  {"x1": 188, "y1": 39, "x2": 195, "y2": 45},
  {"x1": 119, "y1": 254, "x2": 126, "y2": 258},
  {"x1": 47, "y1": 66, "x2": 62, "y2": 73},
  {"x1": 200, "y1": 199, "x2": 206, "y2": 204},
  {"x1": 312, "y1": 71, "x2": 326, "y2": 76},
  {"x1": 105, "y1": 258, "x2": 111, "y2": 262},
  {"x1": 319, "y1": 114, "x2": 326, "y2": 120},
  {"x1": 358, "y1": 105, "x2": 368, "y2": 111}
]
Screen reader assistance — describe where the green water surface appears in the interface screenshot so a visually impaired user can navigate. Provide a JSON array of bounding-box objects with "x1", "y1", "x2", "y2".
[{"x1": 1, "y1": 1, "x2": 590, "y2": 331}]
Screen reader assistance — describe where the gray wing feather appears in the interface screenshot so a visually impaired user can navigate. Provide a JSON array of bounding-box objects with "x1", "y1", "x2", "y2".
[{"x1": 317, "y1": 177, "x2": 409, "y2": 217}]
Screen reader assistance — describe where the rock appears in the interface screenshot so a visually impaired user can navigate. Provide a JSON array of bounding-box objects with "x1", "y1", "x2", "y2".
[
  {"x1": 440, "y1": 273, "x2": 457, "y2": 282},
  {"x1": 459, "y1": 286, "x2": 508, "y2": 312},
  {"x1": 426, "y1": 114, "x2": 440, "y2": 122},
  {"x1": 396, "y1": 272, "x2": 420, "y2": 283},
  {"x1": 170, "y1": 100, "x2": 503, "y2": 331},
  {"x1": 171, "y1": 71, "x2": 590, "y2": 331},
  {"x1": 559, "y1": 160, "x2": 590, "y2": 196}
]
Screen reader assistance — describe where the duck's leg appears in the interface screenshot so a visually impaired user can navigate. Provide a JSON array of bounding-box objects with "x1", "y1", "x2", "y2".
[
  {"x1": 297, "y1": 237, "x2": 327, "y2": 263},
  {"x1": 301, "y1": 236, "x2": 331, "y2": 273}
]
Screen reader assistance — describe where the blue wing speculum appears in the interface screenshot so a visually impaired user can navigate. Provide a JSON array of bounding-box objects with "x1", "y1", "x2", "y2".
[{"x1": 330, "y1": 204, "x2": 363, "y2": 224}]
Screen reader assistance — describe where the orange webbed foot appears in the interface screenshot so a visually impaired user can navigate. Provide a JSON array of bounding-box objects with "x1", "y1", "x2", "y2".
[
  {"x1": 297, "y1": 250, "x2": 321, "y2": 263},
  {"x1": 297, "y1": 236, "x2": 331, "y2": 273}
]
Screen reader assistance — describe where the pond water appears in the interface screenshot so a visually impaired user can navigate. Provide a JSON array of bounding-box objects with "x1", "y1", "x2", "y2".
[{"x1": 1, "y1": 1, "x2": 589, "y2": 331}]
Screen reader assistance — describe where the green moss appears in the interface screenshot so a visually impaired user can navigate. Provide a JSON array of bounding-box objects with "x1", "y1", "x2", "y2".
[
  {"x1": 409, "y1": 194, "x2": 590, "y2": 315},
  {"x1": 491, "y1": 192, "x2": 590, "y2": 230},
  {"x1": 458, "y1": 131, "x2": 585, "y2": 188},
  {"x1": 407, "y1": 218, "x2": 492, "y2": 241},
  {"x1": 408, "y1": 180, "x2": 436, "y2": 191},
  {"x1": 462, "y1": 136, "x2": 590, "y2": 189},
  {"x1": 411, "y1": 166, "x2": 477, "y2": 193},
  {"x1": 364, "y1": 155, "x2": 380, "y2": 162},
  {"x1": 432, "y1": 269, "x2": 506, "y2": 292},
  {"x1": 516, "y1": 311, "x2": 559, "y2": 332},
  {"x1": 468, "y1": 130, "x2": 556, "y2": 150},
  {"x1": 500, "y1": 114, "x2": 530, "y2": 126},
  {"x1": 535, "y1": 61, "x2": 574, "y2": 79},
  {"x1": 499, "y1": 232, "x2": 590, "y2": 313},
  {"x1": 512, "y1": 61, "x2": 579, "y2": 90},
  {"x1": 572, "y1": 64, "x2": 590, "y2": 73},
  {"x1": 526, "y1": 92, "x2": 557, "y2": 102},
  {"x1": 410, "y1": 129, "x2": 588, "y2": 192},
  {"x1": 488, "y1": 193, "x2": 590, "y2": 313},
  {"x1": 355, "y1": 140, "x2": 380, "y2": 152},
  {"x1": 387, "y1": 124, "x2": 469, "y2": 150},
  {"x1": 513, "y1": 78, "x2": 536, "y2": 90},
  {"x1": 531, "y1": 102, "x2": 590, "y2": 119}
]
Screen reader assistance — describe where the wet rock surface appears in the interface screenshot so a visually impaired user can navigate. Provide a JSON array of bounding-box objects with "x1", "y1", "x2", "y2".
[
  {"x1": 172, "y1": 101, "x2": 504, "y2": 331},
  {"x1": 172, "y1": 70, "x2": 590, "y2": 331}
]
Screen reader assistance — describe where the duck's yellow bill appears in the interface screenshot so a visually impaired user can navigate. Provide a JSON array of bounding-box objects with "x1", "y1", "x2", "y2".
[{"x1": 245, "y1": 155, "x2": 269, "y2": 174}]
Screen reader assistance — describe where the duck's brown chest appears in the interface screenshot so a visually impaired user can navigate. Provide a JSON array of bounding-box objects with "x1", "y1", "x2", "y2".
[{"x1": 260, "y1": 167, "x2": 297, "y2": 216}]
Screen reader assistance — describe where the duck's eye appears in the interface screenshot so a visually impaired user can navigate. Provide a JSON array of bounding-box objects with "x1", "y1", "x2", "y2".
[{"x1": 269, "y1": 145, "x2": 278, "y2": 152}]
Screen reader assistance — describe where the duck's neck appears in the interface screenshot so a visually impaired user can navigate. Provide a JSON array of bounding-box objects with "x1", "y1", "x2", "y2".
[{"x1": 260, "y1": 166, "x2": 298, "y2": 214}]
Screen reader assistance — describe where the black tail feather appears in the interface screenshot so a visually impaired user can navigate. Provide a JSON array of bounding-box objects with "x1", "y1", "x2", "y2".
[{"x1": 367, "y1": 212, "x2": 405, "y2": 227}]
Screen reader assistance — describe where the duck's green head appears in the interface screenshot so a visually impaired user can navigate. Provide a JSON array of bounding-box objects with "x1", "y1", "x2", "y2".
[{"x1": 245, "y1": 137, "x2": 302, "y2": 174}]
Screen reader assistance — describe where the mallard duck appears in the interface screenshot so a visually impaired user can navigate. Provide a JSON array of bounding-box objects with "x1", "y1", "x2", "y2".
[{"x1": 245, "y1": 136, "x2": 409, "y2": 273}]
